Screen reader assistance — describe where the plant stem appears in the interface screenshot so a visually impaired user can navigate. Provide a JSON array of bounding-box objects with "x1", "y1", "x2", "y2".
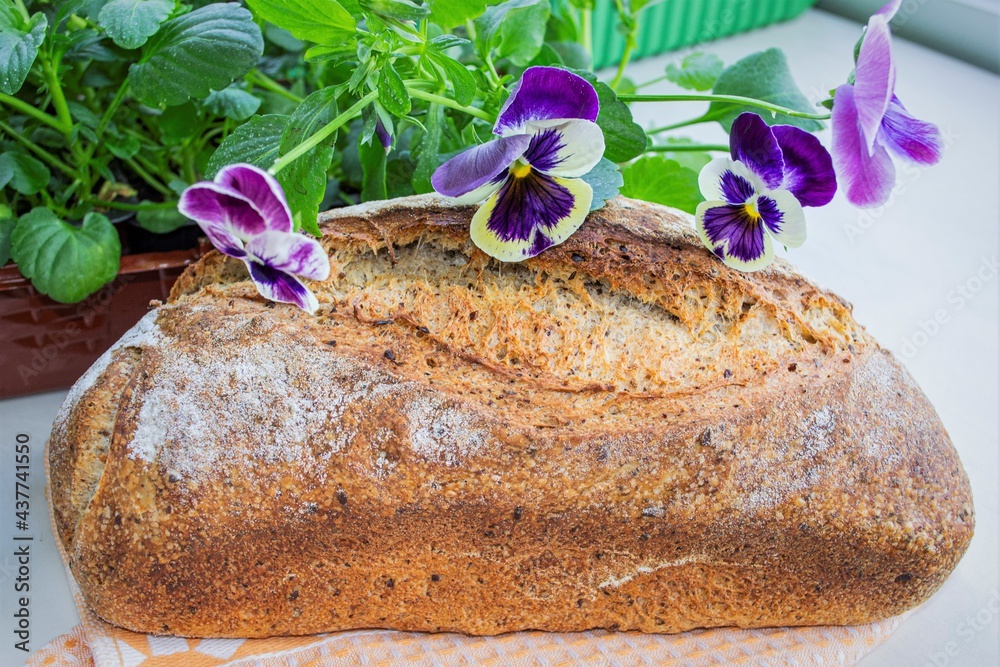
[
  {"x1": 94, "y1": 199, "x2": 178, "y2": 211},
  {"x1": 647, "y1": 115, "x2": 711, "y2": 134},
  {"x1": 125, "y1": 157, "x2": 175, "y2": 198},
  {"x1": 0, "y1": 93, "x2": 70, "y2": 134},
  {"x1": 646, "y1": 144, "x2": 730, "y2": 153},
  {"x1": 634, "y1": 74, "x2": 668, "y2": 90},
  {"x1": 406, "y1": 87, "x2": 493, "y2": 122},
  {"x1": 270, "y1": 90, "x2": 379, "y2": 175},
  {"x1": 618, "y1": 93, "x2": 831, "y2": 120},
  {"x1": 42, "y1": 60, "x2": 74, "y2": 137},
  {"x1": 580, "y1": 7, "x2": 593, "y2": 57},
  {"x1": 611, "y1": 38, "x2": 635, "y2": 91},
  {"x1": 0, "y1": 119, "x2": 77, "y2": 177},
  {"x1": 12, "y1": 0, "x2": 29, "y2": 21},
  {"x1": 97, "y1": 80, "x2": 129, "y2": 137},
  {"x1": 248, "y1": 71, "x2": 304, "y2": 104}
]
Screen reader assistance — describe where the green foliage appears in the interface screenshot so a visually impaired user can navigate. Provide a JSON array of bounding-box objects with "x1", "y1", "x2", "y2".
[
  {"x1": 203, "y1": 86, "x2": 262, "y2": 121},
  {"x1": 98, "y1": 0, "x2": 175, "y2": 50},
  {"x1": 709, "y1": 49, "x2": 823, "y2": 131},
  {"x1": 573, "y1": 70, "x2": 646, "y2": 163},
  {"x1": 11, "y1": 209, "x2": 121, "y2": 303},
  {"x1": 0, "y1": 11, "x2": 46, "y2": 95},
  {"x1": 0, "y1": 152, "x2": 50, "y2": 195},
  {"x1": 245, "y1": 0, "x2": 356, "y2": 43},
  {"x1": 580, "y1": 158, "x2": 624, "y2": 211},
  {"x1": 206, "y1": 115, "x2": 287, "y2": 176},
  {"x1": 428, "y1": 0, "x2": 487, "y2": 30},
  {"x1": 474, "y1": 0, "x2": 551, "y2": 67},
  {"x1": 136, "y1": 206, "x2": 190, "y2": 233},
  {"x1": 359, "y1": 138, "x2": 387, "y2": 201},
  {"x1": 0, "y1": 0, "x2": 828, "y2": 301},
  {"x1": 665, "y1": 53, "x2": 724, "y2": 92},
  {"x1": 0, "y1": 216, "x2": 13, "y2": 265},
  {"x1": 620, "y1": 156, "x2": 702, "y2": 214},
  {"x1": 129, "y1": 4, "x2": 264, "y2": 107}
]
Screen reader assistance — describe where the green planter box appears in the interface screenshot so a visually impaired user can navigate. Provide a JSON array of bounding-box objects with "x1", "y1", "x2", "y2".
[{"x1": 591, "y1": 0, "x2": 818, "y2": 70}]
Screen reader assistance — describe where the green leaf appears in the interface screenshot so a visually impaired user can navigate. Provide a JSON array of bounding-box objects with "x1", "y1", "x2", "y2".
[
  {"x1": 203, "y1": 85, "x2": 262, "y2": 121},
  {"x1": 359, "y1": 137, "x2": 387, "y2": 201},
  {"x1": 0, "y1": 12, "x2": 47, "y2": 95},
  {"x1": 244, "y1": 0, "x2": 355, "y2": 44},
  {"x1": 277, "y1": 154, "x2": 329, "y2": 236},
  {"x1": 665, "y1": 52, "x2": 723, "y2": 92},
  {"x1": 11, "y1": 209, "x2": 122, "y2": 303},
  {"x1": 281, "y1": 87, "x2": 339, "y2": 153},
  {"x1": 129, "y1": 3, "x2": 264, "y2": 108},
  {"x1": 278, "y1": 88, "x2": 339, "y2": 235},
  {"x1": 98, "y1": 0, "x2": 174, "y2": 50},
  {"x1": 427, "y1": 0, "x2": 486, "y2": 30},
  {"x1": 573, "y1": 70, "x2": 646, "y2": 163},
  {"x1": 474, "y1": 0, "x2": 550, "y2": 67},
  {"x1": 579, "y1": 158, "x2": 623, "y2": 211},
  {"x1": 106, "y1": 132, "x2": 142, "y2": 159},
  {"x1": 157, "y1": 101, "x2": 201, "y2": 144},
  {"x1": 709, "y1": 48, "x2": 823, "y2": 132},
  {"x1": 264, "y1": 24, "x2": 305, "y2": 51},
  {"x1": 205, "y1": 114, "x2": 288, "y2": 177},
  {"x1": 549, "y1": 41, "x2": 590, "y2": 70},
  {"x1": 136, "y1": 205, "x2": 189, "y2": 233},
  {"x1": 0, "y1": 152, "x2": 50, "y2": 195},
  {"x1": 620, "y1": 156, "x2": 702, "y2": 214},
  {"x1": 377, "y1": 62, "x2": 411, "y2": 116},
  {"x1": 427, "y1": 52, "x2": 475, "y2": 106},
  {"x1": 0, "y1": 217, "x2": 14, "y2": 266},
  {"x1": 413, "y1": 104, "x2": 443, "y2": 194},
  {"x1": 654, "y1": 138, "x2": 713, "y2": 172},
  {"x1": 360, "y1": 0, "x2": 429, "y2": 22}
]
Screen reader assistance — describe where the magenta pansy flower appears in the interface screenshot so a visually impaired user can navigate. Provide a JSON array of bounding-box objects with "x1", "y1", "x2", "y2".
[
  {"x1": 178, "y1": 164, "x2": 330, "y2": 314},
  {"x1": 831, "y1": 0, "x2": 942, "y2": 208},
  {"x1": 431, "y1": 66, "x2": 605, "y2": 262},
  {"x1": 695, "y1": 113, "x2": 836, "y2": 271}
]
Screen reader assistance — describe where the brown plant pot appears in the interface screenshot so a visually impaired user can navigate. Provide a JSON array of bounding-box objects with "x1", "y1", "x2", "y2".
[{"x1": 0, "y1": 247, "x2": 205, "y2": 400}]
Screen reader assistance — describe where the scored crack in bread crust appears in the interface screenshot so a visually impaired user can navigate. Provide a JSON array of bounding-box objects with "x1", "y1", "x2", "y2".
[{"x1": 49, "y1": 195, "x2": 974, "y2": 637}]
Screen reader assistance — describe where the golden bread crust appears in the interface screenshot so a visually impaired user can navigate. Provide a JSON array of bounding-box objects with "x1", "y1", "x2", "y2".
[{"x1": 49, "y1": 196, "x2": 973, "y2": 637}]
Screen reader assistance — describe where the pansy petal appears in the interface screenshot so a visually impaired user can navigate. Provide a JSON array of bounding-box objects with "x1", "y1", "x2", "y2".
[
  {"x1": 432, "y1": 135, "x2": 530, "y2": 199},
  {"x1": 695, "y1": 200, "x2": 775, "y2": 272},
  {"x1": 494, "y1": 67, "x2": 599, "y2": 136},
  {"x1": 875, "y1": 0, "x2": 901, "y2": 20},
  {"x1": 729, "y1": 113, "x2": 784, "y2": 189},
  {"x1": 245, "y1": 231, "x2": 331, "y2": 281},
  {"x1": 523, "y1": 119, "x2": 605, "y2": 178},
  {"x1": 471, "y1": 171, "x2": 592, "y2": 261},
  {"x1": 772, "y1": 125, "x2": 837, "y2": 207},
  {"x1": 215, "y1": 163, "x2": 293, "y2": 233},
  {"x1": 177, "y1": 183, "x2": 251, "y2": 258},
  {"x1": 758, "y1": 189, "x2": 807, "y2": 248},
  {"x1": 698, "y1": 158, "x2": 764, "y2": 205},
  {"x1": 855, "y1": 16, "x2": 895, "y2": 154},
  {"x1": 831, "y1": 85, "x2": 896, "y2": 208},
  {"x1": 878, "y1": 96, "x2": 942, "y2": 165},
  {"x1": 247, "y1": 261, "x2": 320, "y2": 313}
]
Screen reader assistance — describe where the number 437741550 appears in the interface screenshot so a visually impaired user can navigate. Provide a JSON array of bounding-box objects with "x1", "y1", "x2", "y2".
[{"x1": 15, "y1": 435, "x2": 29, "y2": 529}]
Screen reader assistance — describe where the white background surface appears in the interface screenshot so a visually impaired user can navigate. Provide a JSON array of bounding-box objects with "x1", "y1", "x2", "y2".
[{"x1": 0, "y1": 8, "x2": 996, "y2": 666}]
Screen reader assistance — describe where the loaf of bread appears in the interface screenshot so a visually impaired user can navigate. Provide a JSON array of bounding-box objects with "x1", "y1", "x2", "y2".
[{"x1": 49, "y1": 195, "x2": 973, "y2": 638}]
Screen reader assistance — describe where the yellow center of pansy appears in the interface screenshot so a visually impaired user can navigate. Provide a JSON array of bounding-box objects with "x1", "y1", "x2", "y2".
[
  {"x1": 510, "y1": 162, "x2": 532, "y2": 178},
  {"x1": 743, "y1": 198, "x2": 761, "y2": 220}
]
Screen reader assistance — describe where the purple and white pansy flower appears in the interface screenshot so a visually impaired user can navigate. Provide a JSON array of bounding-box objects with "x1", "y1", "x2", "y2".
[
  {"x1": 831, "y1": 0, "x2": 942, "y2": 208},
  {"x1": 432, "y1": 66, "x2": 605, "y2": 262},
  {"x1": 178, "y1": 163, "x2": 330, "y2": 314},
  {"x1": 695, "y1": 113, "x2": 837, "y2": 271}
]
